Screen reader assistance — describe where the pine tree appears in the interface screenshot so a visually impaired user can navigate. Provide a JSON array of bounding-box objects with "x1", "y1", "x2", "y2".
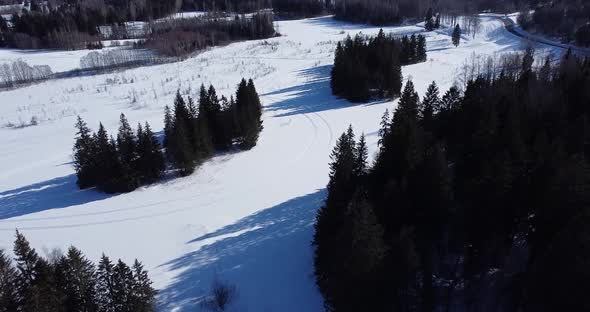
[
  {"x1": 377, "y1": 109, "x2": 390, "y2": 148},
  {"x1": 116, "y1": 114, "x2": 139, "y2": 192},
  {"x1": 136, "y1": 122, "x2": 165, "y2": 183},
  {"x1": 439, "y1": 86, "x2": 461, "y2": 111},
  {"x1": 96, "y1": 255, "x2": 115, "y2": 312},
  {"x1": 314, "y1": 128, "x2": 358, "y2": 311},
  {"x1": 130, "y1": 260, "x2": 155, "y2": 312},
  {"x1": 94, "y1": 125, "x2": 123, "y2": 193},
  {"x1": 13, "y1": 230, "x2": 42, "y2": 312},
  {"x1": 163, "y1": 105, "x2": 173, "y2": 149},
  {"x1": 354, "y1": 133, "x2": 368, "y2": 179},
  {"x1": 409, "y1": 34, "x2": 417, "y2": 62},
  {"x1": 61, "y1": 246, "x2": 97, "y2": 312},
  {"x1": 112, "y1": 260, "x2": 134, "y2": 312},
  {"x1": 169, "y1": 116, "x2": 196, "y2": 176},
  {"x1": 74, "y1": 116, "x2": 98, "y2": 189},
  {"x1": 452, "y1": 24, "x2": 461, "y2": 47},
  {"x1": 196, "y1": 85, "x2": 214, "y2": 158},
  {"x1": 425, "y1": 8, "x2": 435, "y2": 31},
  {"x1": 421, "y1": 81, "x2": 440, "y2": 129},
  {"x1": 235, "y1": 79, "x2": 263, "y2": 149},
  {"x1": 0, "y1": 249, "x2": 18, "y2": 312},
  {"x1": 416, "y1": 35, "x2": 427, "y2": 62}
]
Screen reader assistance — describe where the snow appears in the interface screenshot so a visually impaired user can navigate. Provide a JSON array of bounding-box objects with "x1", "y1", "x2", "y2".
[{"x1": 0, "y1": 15, "x2": 566, "y2": 311}]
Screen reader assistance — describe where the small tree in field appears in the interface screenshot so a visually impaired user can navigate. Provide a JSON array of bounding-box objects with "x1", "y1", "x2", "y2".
[
  {"x1": 201, "y1": 277, "x2": 238, "y2": 312},
  {"x1": 452, "y1": 24, "x2": 461, "y2": 47}
]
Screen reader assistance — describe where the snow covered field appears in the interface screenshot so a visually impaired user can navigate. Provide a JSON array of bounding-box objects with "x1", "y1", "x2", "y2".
[{"x1": 0, "y1": 15, "x2": 563, "y2": 311}]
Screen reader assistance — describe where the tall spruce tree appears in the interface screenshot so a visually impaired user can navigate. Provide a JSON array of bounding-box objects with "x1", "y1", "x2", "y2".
[
  {"x1": 136, "y1": 122, "x2": 165, "y2": 183},
  {"x1": 130, "y1": 260, "x2": 156, "y2": 312},
  {"x1": 96, "y1": 255, "x2": 115, "y2": 312},
  {"x1": 61, "y1": 246, "x2": 97, "y2": 312},
  {"x1": 0, "y1": 249, "x2": 18, "y2": 312},
  {"x1": 74, "y1": 116, "x2": 98, "y2": 189},
  {"x1": 116, "y1": 114, "x2": 139, "y2": 192},
  {"x1": 112, "y1": 260, "x2": 134, "y2": 312}
]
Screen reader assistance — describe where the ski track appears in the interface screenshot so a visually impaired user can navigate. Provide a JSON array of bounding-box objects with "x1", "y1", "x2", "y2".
[{"x1": 0, "y1": 14, "x2": 565, "y2": 312}]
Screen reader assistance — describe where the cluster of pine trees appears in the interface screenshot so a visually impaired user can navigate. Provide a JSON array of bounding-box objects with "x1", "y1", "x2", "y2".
[
  {"x1": 331, "y1": 31, "x2": 426, "y2": 102},
  {"x1": 73, "y1": 78, "x2": 262, "y2": 193},
  {"x1": 315, "y1": 50, "x2": 590, "y2": 311},
  {"x1": 73, "y1": 115, "x2": 165, "y2": 194},
  {"x1": 0, "y1": 231, "x2": 155, "y2": 312},
  {"x1": 164, "y1": 79, "x2": 263, "y2": 176}
]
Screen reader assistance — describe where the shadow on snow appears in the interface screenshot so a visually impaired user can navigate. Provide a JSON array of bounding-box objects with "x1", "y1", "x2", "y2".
[
  {"x1": 263, "y1": 65, "x2": 388, "y2": 118},
  {"x1": 0, "y1": 175, "x2": 112, "y2": 220},
  {"x1": 157, "y1": 190, "x2": 327, "y2": 312}
]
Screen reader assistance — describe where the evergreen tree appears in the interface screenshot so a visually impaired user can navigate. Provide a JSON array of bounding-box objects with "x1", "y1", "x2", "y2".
[
  {"x1": 130, "y1": 260, "x2": 156, "y2": 312},
  {"x1": 235, "y1": 79, "x2": 263, "y2": 149},
  {"x1": 163, "y1": 105, "x2": 173, "y2": 149},
  {"x1": 61, "y1": 246, "x2": 97, "y2": 312},
  {"x1": 136, "y1": 122, "x2": 165, "y2": 184},
  {"x1": 112, "y1": 260, "x2": 134, "y2": 312},
  {"x1": 377, "y1": 109, "x2": 390, "y2": 148},
  {"x1": 439, "y1": 86, "x2": 461, "y2": 111},
  {"x1": 425, "y1": 8, "x2": 435, "y2": 31},
  {"x1": 421, "y1": 81, "x2": 440, "y2": 129},
  {"x1": 73, "y1": 116, "x2": 98, "y2": 189},
  {"x1": 13, "y1": 230, "x2": 43, "y2": 312},
  {"x1": 196, "y1": 85, "x2": 214, "y2": 158},
  {"x1": 96, "y1": 255, "x2": 115, "y2": 312},
  {"x1": 94, "y1": 125, "x2": 123, "y2": 193},
  {"x1": 116, "y1": 114, "x2": 139, "y2": 191},
  {"x1": 0, "y1": 249, "x2": 18, "y2": 312},
  {"x1": 416, "y1": 35, "x2": 427, "y2": 62},
  {"x1": 354, "y1": 133, "x2": 368, "y2": 179},
  {"x1": 452, "y1": 24, "x2": 461, "y2": 47}
]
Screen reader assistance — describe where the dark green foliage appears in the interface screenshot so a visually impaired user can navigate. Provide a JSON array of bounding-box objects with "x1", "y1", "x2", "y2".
[
  {"x1": 331, "y1": 31, "x2": 426, "y2": 103},
  {"x1": 315, "y1": 52, "x2": 590, "y2": 311},
  {"x1": 235, "y1": 79, "x2": 264, "y2": 149},
  {"x1": 452, "y1": 24, "x2": 461, "y2": 47},
  {"x1": 73, "y1": 116, "x2": 164, "y2": 193},
  {"x1": 61, "y1": 246, "x2": 97, "y2": 312},
  {"x1": 136, "y1": 123, "x2": 165, "y2": 184},
  {"x1": 74, "y1": 116, "x2": 98, "y2": 189},
  {"x1": 0, "y1": 249, "x2": 18, "y2": 312},
  {"x1": 74, "y1": 78, "x2": 261, "y2": 192},
  {"x1": 8, "y1": 232, "x2": 155, "y2": 312}
]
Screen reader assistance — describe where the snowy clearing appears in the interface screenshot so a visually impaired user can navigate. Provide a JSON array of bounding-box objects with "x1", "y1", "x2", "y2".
[{"x1": 0, "y1": 15, "x2": 565, "y2": 311}]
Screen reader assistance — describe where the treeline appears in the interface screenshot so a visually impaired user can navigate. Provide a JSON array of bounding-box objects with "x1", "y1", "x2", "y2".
[
  {"x1": 334, "y1": 0, "x2": 527, "y2": 25},
  {"x1": 141, "y1": 13, "x2": 276, "y2": 57},
  {"x1": 73, "y1": 78, "x2": 262, "y2": 193},
  {"x1": 0, "y1": 231, "x2": 156, "y2": 312},
  {"x1": 331, "y1": 31, "x2": 426, "y2": 102},
  {"x1": 0, "y1": 0, "x2": 176, "y2": 49},
  {"x1": 518, "y1": 1, "x2": 590, "y2": 47},
  {"x1": 315, "y1": 50, "x2": 590, "y2": 311},
  {"x1": 181, "y1": 0, "x2": 326, "y2": 18}
]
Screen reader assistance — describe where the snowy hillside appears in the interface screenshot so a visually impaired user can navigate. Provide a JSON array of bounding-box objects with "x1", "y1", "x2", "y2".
[{"x1": 0, "y1": 15, "x2": 563, "y2": 311}]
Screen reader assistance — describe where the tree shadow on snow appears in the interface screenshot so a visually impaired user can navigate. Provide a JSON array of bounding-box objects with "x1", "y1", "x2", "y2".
[
  {"x1": 157, "y1": 190, "x2": 327, "y2": 312},
  {"x1": 263, "y1": 65, "x2": 386, "y2": 117},
  {"x1": 0, "y1": 175, "x2": 112, "y2": 220}
]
